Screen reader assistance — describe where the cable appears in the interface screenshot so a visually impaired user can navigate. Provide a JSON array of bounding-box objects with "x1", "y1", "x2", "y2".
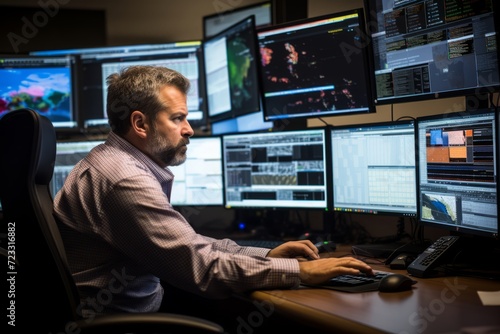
[
  {"x1": 316, "y1": 117, "x2": 330, "y2": 126},
  {"x1": 395, "y1": 116, "x2": 416, "y2": 121}
]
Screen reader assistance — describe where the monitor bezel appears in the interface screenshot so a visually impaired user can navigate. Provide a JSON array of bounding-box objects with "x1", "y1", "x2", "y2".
[
  {"x1": 52, "y1": 139, "x2": 106, "y2": 196},
  {"x1": 415, "y1": 108, "x2": 499, "y2": 239},
  {"x1": 221, "y1": 126, "x2": 332, "y2": 211},
  {"x1": 362, "y1": 0, "x2": 500, "y2": 107},
  {"x1": 30, "y1": 43, "x2": 166, "y2": 57},
  {"x1": 0, "y1": 54, "x2": 80, "y2": 134},
  {"x1": 210, "y1": 110, "x2": 274, "y2": 135},
  {"x1": 256, "y1": 8, "x2": 376, "y2": 122},
  {"x1": 203, "y1": 15, "x2": 263, "y2": 123},
  {"x1": 330, "y1": 119, "x2": 418, "y2": 218},
  {"x1": 74, "y1": 40, "x2": 208, "y2": 132},
  {"x1": 202, "y1": 1, "x2": 273, "y2": 38},
  {"x1": 168, "y1": 134, "x2": 225, "y2": 207}
]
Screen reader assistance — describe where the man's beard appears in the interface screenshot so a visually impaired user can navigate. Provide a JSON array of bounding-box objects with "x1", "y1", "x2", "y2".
[{"x1": 148, "y1": 126, "x2": 189, "y2": 167}]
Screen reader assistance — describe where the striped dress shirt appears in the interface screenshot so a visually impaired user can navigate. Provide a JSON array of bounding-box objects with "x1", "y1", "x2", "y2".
[{"x1": 54, "y1": 131, "x2": 300, "y2": 316}]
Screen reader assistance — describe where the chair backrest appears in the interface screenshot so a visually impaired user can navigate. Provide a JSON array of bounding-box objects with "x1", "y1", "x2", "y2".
[
  {"x1": 0, "y1": 108, "x2": 81, "y2": 332},
  {"x1": 0, "y1": 109, "x2": 225, "y2": 334}
]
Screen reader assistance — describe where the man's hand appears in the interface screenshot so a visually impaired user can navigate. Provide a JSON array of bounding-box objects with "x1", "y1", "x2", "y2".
[
  {"x1": 267, "y1": 240, "x2": 320, "y2": 260},
  {"x1": 298, "y1": 257, "x2": 374, "y2": 285}
]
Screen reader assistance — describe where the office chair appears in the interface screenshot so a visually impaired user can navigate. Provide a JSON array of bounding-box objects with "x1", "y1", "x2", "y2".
[{"x1": 0, "y1": 108, "x2": 223, "y2": 334}]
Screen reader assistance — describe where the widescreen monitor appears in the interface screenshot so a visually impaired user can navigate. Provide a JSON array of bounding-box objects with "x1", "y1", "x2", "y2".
[
  {"x1": 222, "y1": 128, "x2": 330, "y2": 209},
  {"x1": 416, "y1": 109, "x2": 498, "y2": 238},
  {"x1": 330, "y1": 120, "x2": 417, "y2": 217},
  {"x1": 203, "y1": 1, "x2": 272, "y2": 38},
  {"x1": 52, "y1": 140, "x2": 105, "y2": 196},
  {"x1": 51, "y1": 41, "x2": 207, "y2": 130},
  {"x1": 203, "y1": 2, "x2": 273, "y2": 131},
  {"x1": 256, "y1": 8, "x2": 374, "y2": 122},
  {"x1": 168, "y1": 136, "x2": 224, "y2": 206},
  {"x1": 30, "y1": 43, "x2": 168, "y2": 57},
  {"x1": 203, "y1": 16, "x2": 262, "y2": 123},
  {"x1": 363, "y1": 0, "x2": 500, "y2": 106},
  {"x1": 0, "y1": 55, "x2": 79, "y2": 131}
]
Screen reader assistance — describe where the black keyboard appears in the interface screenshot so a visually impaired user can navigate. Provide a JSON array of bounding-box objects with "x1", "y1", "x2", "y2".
[
  {"x1": 234, "y1": 239, "x2": 284, "y2": 248},
  {"x1": 302, "y1": 271, "x2": 391, "y2": 293}
]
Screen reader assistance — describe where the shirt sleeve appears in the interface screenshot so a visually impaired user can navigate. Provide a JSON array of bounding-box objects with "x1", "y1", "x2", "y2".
[{"x1": 97, "y1": 174, "x2": 301, "y2": 298}]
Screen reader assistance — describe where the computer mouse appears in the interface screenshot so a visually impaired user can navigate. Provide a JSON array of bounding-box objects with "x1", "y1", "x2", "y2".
[
  {"x1": 378, "y1": 273, "x2": 417, "y2": 292},
  {"x1": 315, "y1": 240, "x2": 336, "y2": 253}
]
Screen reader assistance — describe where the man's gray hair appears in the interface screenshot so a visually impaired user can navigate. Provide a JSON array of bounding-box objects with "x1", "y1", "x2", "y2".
[{"x1": 106, "y1": 65, "x2": 191, "y2": 135}]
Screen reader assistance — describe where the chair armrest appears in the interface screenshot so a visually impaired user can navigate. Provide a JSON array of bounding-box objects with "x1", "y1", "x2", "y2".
[{"x1": 75, "y1": 312, "x2": 224, "y2": 333}]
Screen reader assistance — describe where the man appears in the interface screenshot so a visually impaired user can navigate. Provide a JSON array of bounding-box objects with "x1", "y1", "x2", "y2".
[{"x1": 54, "y1": 65, "x2": 373, "y2": 319}]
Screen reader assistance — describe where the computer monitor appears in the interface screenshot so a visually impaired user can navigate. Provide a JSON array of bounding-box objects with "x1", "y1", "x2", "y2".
[
  {"x1": 330, "y1": 120, "x2": 417, "y2": 217},
  {"x1": 363, "y1": 0, "x2": 500, "y2": 106},
  {"x1": 203, "y1": 16, "x2": 262, "y2": 123},
  {"x1": 62, "y1": 41, "x2": 206, "y2": 130},
  {"x1": 0, "y1": 55, "x2": 79, "y2": 131},
  {"x1": 210, "y1": 110, "x2": 273, "y2": 135},
  {"x1": 415, "y1": 109, "x2": 499, "y2": 238},
  {"x1": 52, "y1": 140, "x2": 105, "y2": 196},
  {"x1": 222, "y1": 127, "x2": 330, "y2": 209},
  {"x1": 256, "y1": 8, "x2": 375, "y2": 122},
  {"x1": 168, "y1": 136, "x2": 224, "y2": 206},
  {"x1": 203, "y1": 1, "x2": 272, "y2": 38},
  {"x1": 203, "y1": 2, "x2": 273, "y2": 132},
  {"x1": 30, "y1": 43, "x2": 165, "y2": 57}
]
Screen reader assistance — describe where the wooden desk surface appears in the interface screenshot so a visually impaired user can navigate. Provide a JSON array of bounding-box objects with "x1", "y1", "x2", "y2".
[{"x1": 249, "y1": 245, "x2": 500, "y2": 334}]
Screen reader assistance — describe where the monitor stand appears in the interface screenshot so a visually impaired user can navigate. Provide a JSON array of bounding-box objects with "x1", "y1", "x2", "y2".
[
  {"x1": 350, "y1": 237, "x2": 431, "y2": 260},
  {"x1": 465, "y1": 92, "x2": 489, "y2": 111},
  {"x1": 351, "y1": 241, "x2": 407, "y2": 259},
  {"x1": 349, "y1": 217, "x2": 430, "y2": 259}
]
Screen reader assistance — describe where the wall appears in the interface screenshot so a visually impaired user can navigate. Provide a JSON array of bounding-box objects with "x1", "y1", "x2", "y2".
[{"x1": 0, "y1": 0, "x2": 267, "y2": 46}]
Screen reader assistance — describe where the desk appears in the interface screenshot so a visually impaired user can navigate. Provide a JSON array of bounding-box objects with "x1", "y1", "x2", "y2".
[{"x1": 247, "y1": 245, "x2": 500, "y2": 334}]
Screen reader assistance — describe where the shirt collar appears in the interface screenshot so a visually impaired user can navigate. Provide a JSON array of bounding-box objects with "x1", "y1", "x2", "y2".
[{"x1": 106, "y1": 131, "x2": 174, "y2": 197}]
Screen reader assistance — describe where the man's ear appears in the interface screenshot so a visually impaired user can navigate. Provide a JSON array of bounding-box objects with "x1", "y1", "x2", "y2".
[{"x1": 130, "y1": 110, "x2": 149, "y2": 139}]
